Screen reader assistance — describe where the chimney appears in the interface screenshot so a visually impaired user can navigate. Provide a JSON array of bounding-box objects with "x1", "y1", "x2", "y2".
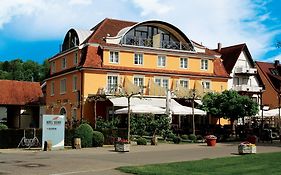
[
  {"x1": 274, "y1": 59, "x2": 280, "y2": 67},
  {"x1": 218, "y1": 42, "x2": 222, "y2": 52}
]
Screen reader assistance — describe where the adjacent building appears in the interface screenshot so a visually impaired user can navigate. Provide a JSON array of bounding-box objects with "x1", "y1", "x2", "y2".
[
  {"x1": 256, "y1": 60, "x2": 281, "y2": 109},
  {"x1": 215, "y1": 43, "x2": 264, "y2": 104},
  {"x1": 0, "y1": 80, "x2": 44, "y2": 128},
  {"x1": 45, "y1": 18, "x2": 229, "y2": 127}
]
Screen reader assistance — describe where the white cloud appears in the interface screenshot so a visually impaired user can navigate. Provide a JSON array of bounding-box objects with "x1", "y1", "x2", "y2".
[
  {"x1": 132, "y1": 0, "x2": 173, "y2": 16},
  {"x1": 129, "y1": 0, "x2": 280, "y2": 60},
  {"x1": 0, "y1": 0, "x2": 279, "y2": 61},
  {"x1": 69, "y1": 0, "x2": 93, "y2": 5}
]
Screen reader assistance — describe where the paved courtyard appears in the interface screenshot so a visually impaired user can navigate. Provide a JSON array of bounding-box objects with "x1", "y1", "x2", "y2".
[{"x1": 1, "y1": 142, "x2": 281, "y2": 175}]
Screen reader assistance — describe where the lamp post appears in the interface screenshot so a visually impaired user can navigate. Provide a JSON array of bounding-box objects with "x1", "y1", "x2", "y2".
[
  {"x1": 260, "y1": 89, "x2": 264, "y2": 130},
  {"x1": 192, "y1": 89, "x2": 196, "y2": 135}
]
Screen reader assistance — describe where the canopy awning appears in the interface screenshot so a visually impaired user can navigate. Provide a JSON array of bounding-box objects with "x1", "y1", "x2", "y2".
[
  {"x1": 110, "y1": 97, "x2": 206, "y2": 116},
  {"x1": 109, "y1": 96, "x2": 179, "y2": 108},
  {"x1": 115, "y1": 104, "x2": 166, "y2": 114}
]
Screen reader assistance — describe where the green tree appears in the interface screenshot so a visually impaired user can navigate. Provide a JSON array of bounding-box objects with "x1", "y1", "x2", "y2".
[{"x1": 202, "y1": 90, "x2": 259, "y2": 129}]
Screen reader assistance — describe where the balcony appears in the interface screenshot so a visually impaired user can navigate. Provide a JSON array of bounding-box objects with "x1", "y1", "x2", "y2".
[
  {"x1": 232, "y1": 85, "x2": 263, "y2": 92},
  {"x1": 234, "y1": 67, "x2": 257, "y2": 75},
  {"x1": 123, "y1": 36, "x2": 194, "y2": 51}
]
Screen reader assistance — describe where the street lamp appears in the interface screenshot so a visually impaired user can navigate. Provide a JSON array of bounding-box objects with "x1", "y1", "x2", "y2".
[{"x1": 192, "y1": 89, "x2": 196, "y2": 135}]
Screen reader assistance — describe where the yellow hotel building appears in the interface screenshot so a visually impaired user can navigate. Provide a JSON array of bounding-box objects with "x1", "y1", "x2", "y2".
[{"x1": 46, "y1": 18, "x2": 229, "y2": 129}]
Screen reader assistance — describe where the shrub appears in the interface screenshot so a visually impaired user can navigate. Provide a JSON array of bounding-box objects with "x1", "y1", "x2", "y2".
[
  {"x1": 137, "y1": 137, "x2": 147, "y2": 145},
  {"x1": 188, "y1": 134, "x2": 197, "y2": 142},
  {"x1": 173, "y1": 136, "x2": 181, "y2": 144},
  {"x1": 181, "y1": 134, "x2": 188, "y2": 140},
  {"x1": 92, "y1": 131, "x2": 104, "y2": 147},
  {"x1": 196, "y1": 135, "x2": 204, "y2": 141},
  {"x1": 0, "y1": 123, "x2": 8, "y2": 130},
  {"x1": 74, "y1": 123, "x2": 94, "y2": 148}
]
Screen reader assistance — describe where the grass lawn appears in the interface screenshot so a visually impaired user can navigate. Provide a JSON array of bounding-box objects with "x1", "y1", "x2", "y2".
[{"x1": 117, "y1": 152, "x2": 281, "y2": 175}]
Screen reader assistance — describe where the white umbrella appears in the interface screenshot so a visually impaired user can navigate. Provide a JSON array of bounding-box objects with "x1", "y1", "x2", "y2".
[
  {"x1": 257, "y1": 109, "x2": 280, "y2": 117},
  {"x1": 170, "y1": 105, "x2": 206, "y2": 115},
  {"x1": 115, "y1": 104, "x2": 166, "y2": 114}
]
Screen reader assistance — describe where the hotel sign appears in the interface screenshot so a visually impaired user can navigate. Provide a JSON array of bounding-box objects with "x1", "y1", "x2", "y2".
[{"x1": 42, "y1": 115, "x2": 65, "y2": 150}]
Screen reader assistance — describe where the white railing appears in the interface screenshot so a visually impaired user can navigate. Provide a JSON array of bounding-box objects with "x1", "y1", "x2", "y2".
[
  {"x1": 232, "y1": 85, "x2": 263, "y2": 92},
  {"x1": 234, "y1": 67, "x2": 257, "y2": 74}
]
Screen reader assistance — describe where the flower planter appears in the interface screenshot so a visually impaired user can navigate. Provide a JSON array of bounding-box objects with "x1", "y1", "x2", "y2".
[
  {"x1": 205, "y1": 135, "x2": 217, "y2": 146},
  {"x1": 206, "y1": 138, "x2": 216, "y2": 146},
  {"x1": 247, "y1": 135, "x2": 257, "y2": 144},
  {"x1": 238, "y1": 142, "x2": 256, "y2": 154},
  {"x1": 115, "y1": 143, "x2": 130, "y2": 152}
]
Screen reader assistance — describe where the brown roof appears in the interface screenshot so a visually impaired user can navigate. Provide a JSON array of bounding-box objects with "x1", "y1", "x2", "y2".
[
  {"x1": 214, "y1": 43, "x2": 255, "y2": 74},
  {"x1": 0, "y1": 80, "x2": 43, "y2": 105},
  {"x1": 256, "y1": 61, "x2": 281, "y2": 91},
  {"x1": 86, "y1": 18, "x2": 136, "y2": 45}
]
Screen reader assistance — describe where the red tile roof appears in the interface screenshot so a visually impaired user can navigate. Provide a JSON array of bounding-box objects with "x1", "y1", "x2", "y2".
[
  {"x1": 86, "y1": 18, "x2": 136, "y2": 45},
  {"x1": 0, "y1": 80, "x2": 43, "y2": 105},
  {"x1": 256, "y1": 61, "x2": 280, "y2": 91},
  {"x1": 214, "y1": 43, "x2": 246, "y2": 74}
]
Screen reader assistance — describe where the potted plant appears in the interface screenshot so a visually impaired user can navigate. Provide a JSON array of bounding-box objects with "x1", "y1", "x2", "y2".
[
  {"x1": 114, "y1": 138, "x2": 130, "y2": 152},
  {"x1": 205, "y1": 135, "x2": 217, "y2": 146}
]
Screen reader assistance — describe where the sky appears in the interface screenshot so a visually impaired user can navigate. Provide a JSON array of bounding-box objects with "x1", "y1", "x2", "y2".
[{"x1": 0, "y1": 0, "x2": 280, "y2": 63}]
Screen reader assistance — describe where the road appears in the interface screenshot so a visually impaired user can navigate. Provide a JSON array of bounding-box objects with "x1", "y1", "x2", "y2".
[{"x1": 0, "y1": 142, "x2": 281, "y2": 175}]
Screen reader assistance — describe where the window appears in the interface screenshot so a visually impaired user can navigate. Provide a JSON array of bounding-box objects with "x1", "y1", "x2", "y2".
[
  {"x1": 73, "y1": 75, "x2": 77, "y2": 91},
  {"x1": 74, "y1": 52, "x2": 78, "y2": 65},
  {"x1": 134, "y1": 53, "x2": 143, "y2": 65},
  {"x1": 201, "y1": 59, "x2": 208, "y2": 70},
  {"x1": 109, "y1": 51, "x2": 119, "y2": 63},
  {"x1": 72, "y1": 108, "x2": 77, "y2": 121},
  {"x1": 50, "y1": 81, "x2": 55, "y2": 96},
  {"x1": 51, "y1": 61, "x2": 56, "y2": 73},
  {"x1": 60, "y1": 78, "x2": 67, "y2": 94},
  {"x1": 157, "y1": 56, "x2": 166, "y2": 67},
  {"x1": 154, "y1": 77, "x2": 169, "y2": 89},
  {"x1": 180, "y1": 79, "x2": 189, "y2": 88},
  {"x1": 62, "y1": 57, "x2": 67, "y2": 69},
  {"x1": 107, "y1": 75, "x2": 118, "y2": 93},
  {"x1": 180, "y1": 58, "x2": 188, "y2": 69},
  {"x1": 202, "y1": 80, "x2": 211, "y2": 89},
  {"x1": 134, "y1": 76, "x2": 144, "y2": 87}
]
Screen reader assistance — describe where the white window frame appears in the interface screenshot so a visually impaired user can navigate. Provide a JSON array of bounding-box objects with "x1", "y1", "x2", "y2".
[
  {"x1": 154, "y1": 76, "x2": 169, "y2": 89},
  {"x1": 157, "y1": 55, "x2": 166, "y2": 67},
  {"x1": 133, "y1": 75, "x2": 145, "y2": 87},
  {"x1": 74, "y1": 51, "x2": 78, "y2": 65},
  {"x1": 201, "y1": 59, "x2": 208, "y2": 70},
  {"x1": 62, "y1": 57, "x2": 67, "y2": 69},
  {"x1": 72, "y1": 75, "x2": 78, "y2": 92},
  {"x1": 109, "y1": 51, "x2": 119, "y2": 63},
  {"x1": 51, "y1": 61, "x2": 56, "y2": 74},
  {"x1": 107, "y1": 74, "x2": 119, "y2": 93},
  {"x1": 179, "y1": 79, "x2": 189, "y2": 88},
  {"x1": 180, "y1": 58, "x2": 188, "y2": 69},
  {"x1": 50, "y1": 81, "x2": 55, "y2": 96},
  {"x1": 60, "y1": 78, "x2": 67, "y2": 94},
  {"x1": 202, "y1": 80, "x2": 211, "y2": 90},
  {"x1": 134, "y1": 53, "x2": 143, "y2": 65}
]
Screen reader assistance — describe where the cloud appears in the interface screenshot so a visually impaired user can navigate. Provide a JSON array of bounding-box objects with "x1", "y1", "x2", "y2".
[
  {"x1": 129, "y1": 0, "x2": 280, "y2": 60},
  {"x1": 0, "y1": 0, "x2": 280, "y2": 61},
  {"x1": 132, "y1": 0, "x2": 173, "y2": 16}
]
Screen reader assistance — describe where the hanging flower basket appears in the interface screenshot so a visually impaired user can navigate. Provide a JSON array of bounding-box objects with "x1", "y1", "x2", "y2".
[
  {"x1": 205, "y1": 135, "x2": 217, "y2": 146},
  {"x1": 114, "y1": 138, "x2": 130, "y2": 152}
]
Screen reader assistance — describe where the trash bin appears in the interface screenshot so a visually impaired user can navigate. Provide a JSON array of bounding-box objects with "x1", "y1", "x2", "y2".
[{"x1": 74, "y1": 138, "x2": 81, "y2": 149}]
